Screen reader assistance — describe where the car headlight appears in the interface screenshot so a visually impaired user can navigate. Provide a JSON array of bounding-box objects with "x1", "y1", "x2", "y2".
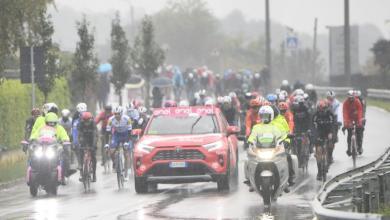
[
  {"x1": 257, "y1": 150, "x2": 274, "y2": 160},
  {"x1": 34, "y1": 147, "x2": 43, "y2": 158},
  {"x1": 204, "y1": 141, "x2": 224, "y2": 151},
  {"x1": 137, "y1": 143, "x2": 154, "y2": 153},
  {"x1": 45, "y1": 147, "x2": 56, "y2": 159}
]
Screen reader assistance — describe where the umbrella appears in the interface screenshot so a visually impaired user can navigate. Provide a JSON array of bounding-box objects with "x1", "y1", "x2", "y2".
[
  {"x1": 98, "y1": 63, "x2": 112, "y2": 74},
  {"x1": 151, "y1": 76, "x2": 172, "y2": 88}
]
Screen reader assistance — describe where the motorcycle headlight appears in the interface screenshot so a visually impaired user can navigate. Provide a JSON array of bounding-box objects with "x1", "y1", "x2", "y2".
[
  {"x1": 34, "y1": 147, "x2": 43, "y2": 158},
  {"x1": 257, "y1": 150, "x2": 274, "y2": 160},
  {"x1": 204, "y1": 140, "x2": 224, "y2": 151},
  {"x1": 137, "y1": 143, "x2": 154, "y2": 153},
  {"x1": 45, "y1": 147, "x2": 56, "y2": 159}
]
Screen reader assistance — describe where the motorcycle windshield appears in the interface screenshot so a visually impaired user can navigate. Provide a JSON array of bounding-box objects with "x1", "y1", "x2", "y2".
[
  {"x1": 255, "y1": 133, "x2": 277, "y2": 148},
  {"x1": 38, "y1": 126, "x2": 57, "y2": 145}
]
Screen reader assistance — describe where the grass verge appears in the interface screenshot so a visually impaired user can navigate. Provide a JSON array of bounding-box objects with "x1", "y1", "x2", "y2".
[
  {"x1": 0, "y1": 150, "x2": 26, "y2": 184},
  {"x1": 367, "y1": 98, "x2": 390, "y2": 112}
]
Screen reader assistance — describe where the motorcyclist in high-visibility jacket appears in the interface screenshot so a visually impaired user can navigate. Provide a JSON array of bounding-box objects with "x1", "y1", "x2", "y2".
[{"x1": 247, "y1": 105, "x2": 295, "y2": 186}]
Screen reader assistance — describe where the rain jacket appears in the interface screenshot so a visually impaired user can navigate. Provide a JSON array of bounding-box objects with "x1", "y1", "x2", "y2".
[
  {"x1": 29, "y1": 116, "x2": 46, "y2": 140},
  {"x1": 245, "y1": 108, "x2": 260, "y2": 137},
  {"x1": 95, "y1": 111, "x2": 113, "y2": 130},
  {"x1": 343, "y1": 97, "x2": 363, "y2": 128},
  {"x1": 30, "y1": 125, "x2": 70, "y2": 142},
  {"x1": 282, "y1": 111, "x2": 294, "y2": 133},
  {"x1": 247, "y1": 123, "x2": 283, "y2": 145}
]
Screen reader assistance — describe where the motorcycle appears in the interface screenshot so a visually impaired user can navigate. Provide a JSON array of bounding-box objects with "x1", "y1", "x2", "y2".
[
  {"x1": 22, "y1": 127, "x2": 68, "y2": 197},
  {"x1": 244, "y1": 133, "x2": 298, "y2": 208}
]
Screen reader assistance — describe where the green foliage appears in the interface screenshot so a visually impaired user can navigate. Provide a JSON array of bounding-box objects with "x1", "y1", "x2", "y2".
[
  {"x1": 110, "y1": 12, "x2": 131, "y2": 104},
  {"x1": 71, "y1": 16, "x2": 99, "y2": 103},
  {"x1": 0, "y1": 78, "x2": 70, "y2": 150},
  {"x1": 371, "y1": 39, "x2": 390, "y2": 74},
  {"x1": 153, "y1": 0, "x2": 219, "y2": 67},
  {"x1": 131, "y1": 16, "x2": 165, "y2": 108},
  {"x1": 0, "y1": 0, "x2": 54, "y2": 74},
  {"x1": 367, "y1": 98, "x2": 390, "y2": 112}
]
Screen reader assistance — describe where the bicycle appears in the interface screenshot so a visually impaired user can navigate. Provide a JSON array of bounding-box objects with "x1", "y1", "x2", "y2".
[
  {"x1": 293, "y1": 132, "x2": 310, "y2": 173},
  {"x1": 101, "y1": 132, "x2": 111, "y2": 174},
  {"x1": 316, "y1": 134, "x2": 332, "y2": 182},
  {"x1": 81, "y1": 146, "x2": 93, "y2": 192},
  {"x1": 114, "y1": 141, "x2": 132, "y2": 190},
  {"x1": 350, "y1": 122, "x2": 358, "y2": 168}
]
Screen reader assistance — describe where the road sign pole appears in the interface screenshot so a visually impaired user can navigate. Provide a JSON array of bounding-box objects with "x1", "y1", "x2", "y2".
[{"x1": 31, "y1": 46, "x2": 35, "y2": 108}]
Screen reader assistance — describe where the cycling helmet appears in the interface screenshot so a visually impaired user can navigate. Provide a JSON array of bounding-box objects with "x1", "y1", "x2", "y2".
[
  {"x1": 104, "y1": 105, "x2": 112, "y2": 111},
  {"x1": 179, "y1": 100, "x2": 190, "y2": 107},
  {"x1": 76, "y1": 102, "x2": 87, "y2": 113},
  {"x1": 305, "y1": 83, "x2": 314, "y2": 91},
  {"x1": 254, "y1": 73, "x2": 260, "y2": 79},
  {"x1": 222, "y1": 96, "x2": 232, "y2": 104},
  {"x1": 317, "y1": 100, "x2": 328, "y2": 112},
  {"x1": 354, "y1": 90, "x2": 362, "y2": 97},
  {"x1": 266, "y1": 94, "x2": 278, "y2": 103},
  {"x1": 205, "y1": 99, "x2": 214, "y2": 106},
  {"x1": 282, "y1": 80, "x2": 289, "y2": 86},
  {"x1": 31, "y1": 108, "x2": 41, "y2": 116},
  {"x1": 245, "y1": 92, "x2": 253, "y2": 99},
  {"x1": 278, "y1": 93, "x2": 286, "y2": 102},
  {"x1": 303, "y1": 93, "x2": 309, "y2": 100},
  {"x1": 259, "y1": 106, "x2": 274, "y2": 124},
  {"x1": 43, "y1": 103, "x2": 58, "y2": 114},
  {"x1": 250, "y1": 98, "x2": 261, "y2": 107},
  {"x1": 294, "y1": 89, "x2": 304, "y2": 96},
  {"x1": 229, "y1": 92, "x2": 237, "y2": 98},
  {"x1": 138, "y1": 106, "x2": 147, "y2": 113},
  {"x1": 326, "y1": 90, "x2": 336, "y2": 99},
  {"x1": 278, "y1": 102, "x2": 289, "y2": 111},
  {"x1": 113, "y1": 106, "x2": 123, "y2": 115},
  {"x1": 132, "y1": 100, "x2": 142, "y2": 108},
  {"x1": 61, "y1": 109, "x2": 71, "y2": 118},
  {"x1": 294, "y1": 95, "x2": 305, "y2": 104},
  {"x1": 188, "y1": 73, "x2": 194, "y2": 79},
  {"x1": 45, "y1": 112, "x2": 59, "y2": 126},
  {"x1": 251, "y1": 92, "x2": 260, "y2": 98},
  {"x1": 347, "y1": 90, "x2": 354, "y2": 98},
  {"x1": 81, "y1": 111, "x2": 93, "y2": 121},
  {"x1": 164, "y1": 100, "x2": 177, "y2": 108},
  {"x1": 199, "y1": 89, "x2": 206, "y2": 96}
]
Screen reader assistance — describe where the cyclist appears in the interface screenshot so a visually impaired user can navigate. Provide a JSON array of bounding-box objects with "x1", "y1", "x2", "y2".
[
  {"x1": 313, "y1": 100, "x2": 336, "y2": 180},
  {"x1": 72, "y1": 103, "x2": 87, "y2": 169},
  {"x1": 30, "y1": 103, "x2": 59, "y2": 139},
  {"x1": 106, "y1": 106, "x2": 132, "y2": 180},
  {"x1": 305, "y1": 84, "x2": 318, "y2": 107},
  {"x1": 164, "y1": 100, "x2": 177, "y2": 108},
  {"x1": 278, "y1": 102, "x2": 294, "y2": 133},
  {"x1": 221, "y1": 96, "x2": 237, "y2": 126},
  {"x1": 24, "y1": 108, "x2": 41, "y2": 142},
  {"x1": 95, "y1": 105, "x2": 113, "y2": 166},
  {"x1": 291, "y1": 95, "x2": 313, "y2": 153},
  {"x1": 78, "y1": 112, "x2": 98, "y2": 182},
  {"x1": 326, "y1": 91, "x2": 342, "y2": 145},
  {"x1": 245, "y1": 98, "x2": 262, "y2": 138},
  {"x1": 280, "y1": 80, "x2": 291, "y2": 94},
  {"x1": 342, "y1": 90, "x2": 364, "y2": 156},
  {"x1": 59, "y1": 109, "x2": 72, "y2": 137}
]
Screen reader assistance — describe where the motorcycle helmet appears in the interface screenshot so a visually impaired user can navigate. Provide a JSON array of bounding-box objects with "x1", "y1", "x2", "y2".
[
  {"x1": 43, "y1": 103, "x2": 58, "y2": 114},
  {"x1": 259, "y1": 106, "x2": 274, "y2": 124},
  {"x1": 45, "y1": 112, "x2": 59, "y2": 127}
]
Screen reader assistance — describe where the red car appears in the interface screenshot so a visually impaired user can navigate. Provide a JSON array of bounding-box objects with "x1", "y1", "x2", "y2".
[{"x1": 133, "y1": 106, "x2": 240, "y2": 193}]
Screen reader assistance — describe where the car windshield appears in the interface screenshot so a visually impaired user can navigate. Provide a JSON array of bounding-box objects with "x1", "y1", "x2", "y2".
[{"x1": 146, "y1": 114, "x2": 219, "y2": 135}]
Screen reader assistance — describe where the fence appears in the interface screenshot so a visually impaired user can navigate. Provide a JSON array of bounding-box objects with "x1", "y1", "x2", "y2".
[{"x1": 314, "y1": 86, "x2": 390, "y2": 101}]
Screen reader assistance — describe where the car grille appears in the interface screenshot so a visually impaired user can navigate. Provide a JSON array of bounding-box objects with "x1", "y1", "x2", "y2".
[
  {"x1": 146, "y1": 163, "x2": 211, "y2": 176},
  {"x1": 152, "y1": 149, "x2": 205, "y2": 161}
]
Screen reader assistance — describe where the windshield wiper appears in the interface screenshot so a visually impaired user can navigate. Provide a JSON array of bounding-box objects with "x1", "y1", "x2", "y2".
[{"x1": 190, "y1": 116, "x2": 203, "y2": 134}]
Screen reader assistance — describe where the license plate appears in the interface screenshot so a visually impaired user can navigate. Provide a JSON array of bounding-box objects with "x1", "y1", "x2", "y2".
[{"x1": 169, "y1": 161, "x2": 187, "y2": 168}]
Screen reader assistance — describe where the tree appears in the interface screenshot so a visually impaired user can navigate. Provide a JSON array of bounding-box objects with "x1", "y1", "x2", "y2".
[
  {"x1": 71, "y1": 16, "x2": 98, "y2": 104},
  {"x1": 30, "y1": 9, "x2": 60, "y2": 102},
  {"x1": 371, "y1": 39, "x2": 390, "y2": 86},
  {"x1": 131, "y1": 16, "x2": 165, "y2": 108},
  {"x1": 153, "y1": 0, "x2": 218, "y2": 67},
  {"x1": 110, "y1": 12, "x2": 131, "y2": 105},
  {"x1": 0, "y1": 0, "x2": 54, "y2": 75}
]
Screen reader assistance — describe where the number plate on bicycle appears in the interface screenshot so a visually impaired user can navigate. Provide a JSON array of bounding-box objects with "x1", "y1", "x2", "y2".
[{"x1": 169, "y1": 161, "x2": 187, "y2": 168}]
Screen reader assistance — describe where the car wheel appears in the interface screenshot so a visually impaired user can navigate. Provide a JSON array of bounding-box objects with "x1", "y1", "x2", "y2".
[
  {"x1": 30, "y1": 184, "x2": 38, "y2": 197},
  {"x1": 134, "y1": 176, "x2": 148, "y2": 193},
  {"x1": 217, "y1": 156, "x2": 231, "y2": 191}
]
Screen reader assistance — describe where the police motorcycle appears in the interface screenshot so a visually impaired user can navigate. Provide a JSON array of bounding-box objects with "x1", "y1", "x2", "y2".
[
  {"x1": 244, "y1": 132, "x2": 298, "y2": 207},
  {"x1": 21, "y1": 127, "x2": 70, "y2": 197}
]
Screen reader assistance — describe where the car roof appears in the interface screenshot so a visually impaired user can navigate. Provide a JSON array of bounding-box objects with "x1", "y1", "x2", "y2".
[{"x1": 152, "y1": 106, "x2": 221, "y2": 117}]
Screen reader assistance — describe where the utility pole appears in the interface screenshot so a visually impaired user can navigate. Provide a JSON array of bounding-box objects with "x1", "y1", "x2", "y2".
[
  {"x1": 30, "y1": 46, "x2": 36, "y2": 108},
  {"x1": 344, "y1": 0, "x2": 351, "y2": 86},
  {"x1": 265, "y1": 0, "x2": 272, "y2": 89},
  {"x1": 312, "y1": 18, "x2": 318, "y2": 84}
]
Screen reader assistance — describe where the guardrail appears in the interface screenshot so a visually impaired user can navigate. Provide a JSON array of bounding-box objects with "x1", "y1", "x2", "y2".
[
  {"x1": 312, "y1": 147, "x2": 390, "y2": 220},
  {"x1": 314, "y1": 86, "x2": 390, "y2": 101}
]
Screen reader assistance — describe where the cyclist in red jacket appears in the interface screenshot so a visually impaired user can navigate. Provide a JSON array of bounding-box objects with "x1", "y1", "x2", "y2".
[
  {"x1": 342, "y1": 90, "x2": 364, "y2": 156},
  {"x1": 95, "y1": 105, "x2": 113, "y2": 165}
]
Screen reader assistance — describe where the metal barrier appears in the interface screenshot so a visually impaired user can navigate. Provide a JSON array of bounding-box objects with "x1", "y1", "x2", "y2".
[
  {"x1": 314, "y1": 86, "x2": 390, "y2": 101},
  {"x1": 312, "y1": 147, "x2": 390, "y2": 220}
]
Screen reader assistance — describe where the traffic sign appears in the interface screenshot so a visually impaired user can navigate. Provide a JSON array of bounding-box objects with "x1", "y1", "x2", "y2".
[
  {"x1": 286, "y1": 36, "x2": 298, "y2": 49},
  {"x1": 20, "y1": 46, "x2": 44, "y2": 84}
]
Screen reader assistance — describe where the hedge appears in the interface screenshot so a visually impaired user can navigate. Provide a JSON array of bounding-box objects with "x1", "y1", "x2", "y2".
[{"x1": 0, "y1": 78, "x2": 71, "y2": 150}]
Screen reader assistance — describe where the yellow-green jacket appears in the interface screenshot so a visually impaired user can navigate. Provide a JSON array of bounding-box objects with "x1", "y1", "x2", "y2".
[
  {"x1": 30, "y1": 125, "x2": 70, "y2": 142},
  {"x1": 247, "y1": 123, "x2": 283, "y2": 145},
  {"x1": 271, "y1": 114, "x2": 290, "y2": 143},
  {"x1": 29, "y1": 116, "x2": 46, "y2": 140}
]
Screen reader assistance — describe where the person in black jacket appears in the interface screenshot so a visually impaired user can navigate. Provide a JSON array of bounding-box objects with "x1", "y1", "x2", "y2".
[
  {"x1": 24, "y1": 108, "x2": 41, "y2": 141},
  {"x1": 221, "y1": 96, "x2": 237, "y2": 126},
  {"x1": 78, "y1": 112, "x2": 98, "y2": 182}
]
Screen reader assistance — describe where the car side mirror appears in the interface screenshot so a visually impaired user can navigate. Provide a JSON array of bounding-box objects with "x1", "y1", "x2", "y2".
[
  {"x1": 132, "y1": 129, "x2": 143, "y2": 136},
  {"x1": 227, "y1": 126, "x2": 240, "y2": 136}
]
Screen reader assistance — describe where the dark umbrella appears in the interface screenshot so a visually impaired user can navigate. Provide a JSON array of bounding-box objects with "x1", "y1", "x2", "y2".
[{"x1": 151, "y1": 76, "x2": 172, "y2": 88}]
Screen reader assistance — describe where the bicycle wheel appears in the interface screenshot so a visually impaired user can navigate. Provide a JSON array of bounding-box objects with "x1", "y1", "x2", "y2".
[
  {"x1": 322, "y1": 143, "x2": 328, "y2": 182},
  {"x1": 116, "y1": 151, "x2": 124, "y2": 189},
  {"x1": 351, "y1": 135, "x2": 357, "y2": 168},
  {"x1": 83, "y1": 161, "x2": 90, "y2": 192}
]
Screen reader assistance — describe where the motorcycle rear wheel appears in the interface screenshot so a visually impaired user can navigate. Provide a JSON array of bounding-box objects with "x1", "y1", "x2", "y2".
[{"x1": 29, "y1": 184, "x2": 38, "y2": 197}]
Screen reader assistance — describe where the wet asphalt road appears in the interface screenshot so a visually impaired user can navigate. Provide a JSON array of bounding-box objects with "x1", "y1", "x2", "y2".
[{"x1": 1, "y1": 106, "x2": 389, "y2": 220}]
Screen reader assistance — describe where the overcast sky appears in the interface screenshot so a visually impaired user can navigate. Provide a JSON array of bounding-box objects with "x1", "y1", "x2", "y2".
[{"x1": 56, "y1": 0, "x2": 390, "y2": 36}]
